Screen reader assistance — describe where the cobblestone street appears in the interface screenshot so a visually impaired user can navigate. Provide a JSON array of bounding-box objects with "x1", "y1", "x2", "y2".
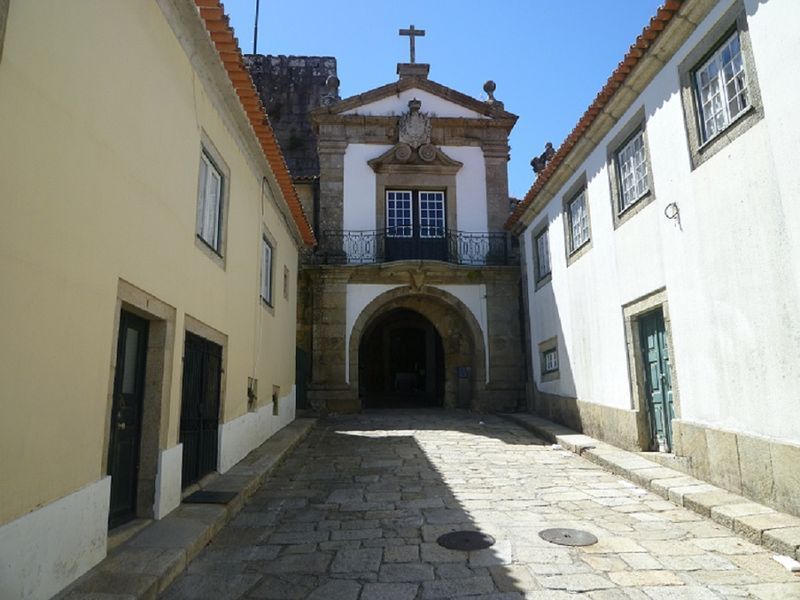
[{"x1": 162, "y1": 411, "x2": 800, "y2": 599}]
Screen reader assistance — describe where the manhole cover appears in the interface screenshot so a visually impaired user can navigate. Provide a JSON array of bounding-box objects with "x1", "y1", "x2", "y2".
[
  {"x1": 437, "y1": 531, "x2": 496, "y2": 551},
  {"x1": 538, "y1": 528, "x2": 598, "y2": 547}
]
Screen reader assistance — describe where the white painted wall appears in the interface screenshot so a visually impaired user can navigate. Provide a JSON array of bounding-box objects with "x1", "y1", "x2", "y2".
[
  {"x1": 0, "y1": 477, "x2": 110, "y2": 600},
  {"x1": 342, "y1": 88, "x2": 488, "y2": 119},
  {"x1": 521, "y1": 0, "x2": 800, "y2": 443},
  {"x1": 443, "y1": 146, "x2": 488, "y2": 233},
  {"x1": 218, "y1": 386, "x2": 297, "y2": 472},
  {"x1": 154, "y1": 444, "x2": 182, "y2": 519},
  {"x1": 345, "y1": 283, "x2": 490, "y2": 385},
  {"x1": 343, "y1": 144, "x2": 392, "y2": 232}
]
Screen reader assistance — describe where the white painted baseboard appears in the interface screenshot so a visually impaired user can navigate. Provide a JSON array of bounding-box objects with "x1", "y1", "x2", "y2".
[
  {"x1": 154, "y1": 443, "x2": 183, "y2": 519},
  {"x1": 218, "y1": 385, "x2": 296, "y2": 473},
  {"x1": 0, "y1": 476, "x2": 110, "y2": 600}
]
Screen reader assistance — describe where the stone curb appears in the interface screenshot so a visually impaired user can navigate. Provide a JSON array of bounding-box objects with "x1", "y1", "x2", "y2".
[
  {"x1": 498, "y1": 412, "x2": 800, "y2": 563},
  {"x1": 58, "y1": 418, "x2": 317, "y2": 599}
]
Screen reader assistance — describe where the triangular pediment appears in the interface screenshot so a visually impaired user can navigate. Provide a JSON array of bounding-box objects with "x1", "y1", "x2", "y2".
[
  {"x1": 368, "y1": 143, "x2": 463, "y2": 175},
  {"x1": 312, "y1": 77, "x2": 517, "y2": 121}
]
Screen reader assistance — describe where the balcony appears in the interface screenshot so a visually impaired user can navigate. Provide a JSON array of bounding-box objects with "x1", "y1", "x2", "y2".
[{"x1": 311, "y1": 229, "x2": 517, "y2": 266}]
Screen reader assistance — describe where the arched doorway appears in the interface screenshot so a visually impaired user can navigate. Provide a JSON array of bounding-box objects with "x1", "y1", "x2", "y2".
[
  {"x1": 359, "y1": 308, "x2": 445, "y2": 408},
  {"x1": 349, "y1": 287, "x2": 487, "y2": 410}
]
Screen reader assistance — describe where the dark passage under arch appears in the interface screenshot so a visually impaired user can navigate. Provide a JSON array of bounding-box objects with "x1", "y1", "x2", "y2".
[{"x1": 359, "y1": 308, "x2": 444, "y2": 408}]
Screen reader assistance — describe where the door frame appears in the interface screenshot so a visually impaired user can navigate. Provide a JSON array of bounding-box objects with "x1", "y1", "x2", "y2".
[
  {"x1": 103, "y1": 280, "x2": 176, "y2": 527},
  {"x1": 622, "y1": 288, "x2": 681, "y2": 451}
]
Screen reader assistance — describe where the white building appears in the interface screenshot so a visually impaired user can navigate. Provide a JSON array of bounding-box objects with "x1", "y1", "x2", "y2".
[{"x1": 509, "y1": 0, "x2": 800, "y2": 517}]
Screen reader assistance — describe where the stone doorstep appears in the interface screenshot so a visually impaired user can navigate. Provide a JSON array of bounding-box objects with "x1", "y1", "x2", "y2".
[
  {"x1": 498, "y1": 413, "x2": 800, "y2": 563},
  {"x1": 57, "y1": 418, "x2": 317, "y2": 600}
]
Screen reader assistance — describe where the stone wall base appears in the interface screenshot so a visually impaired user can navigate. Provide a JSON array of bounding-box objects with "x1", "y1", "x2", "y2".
[
  {"x1": 672, "y1": 420, "x2": 800, "y2": 518},
  {"x1": 533, "y1": 391, "x2": 644, "y2": 452}
]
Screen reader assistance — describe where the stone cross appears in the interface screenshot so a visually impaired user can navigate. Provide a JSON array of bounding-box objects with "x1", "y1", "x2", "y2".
[{"x1": 399, "y1": 25, "x2": 426, "y2": 63}]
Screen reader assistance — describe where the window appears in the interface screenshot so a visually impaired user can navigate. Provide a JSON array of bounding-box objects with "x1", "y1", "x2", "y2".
[
  {"x1": 678, "y1": 3, "x2": 762, "y2": 170},
  {"x1": 539, "y1": 337, "x2": 559, "y2": 382},
  {"x1": 534, "y1": 228, "x2": 550, "y2": 283},
  {"x1": 418, "y1": 191, "x2": 445, "y2": 238},
  {"x1": 567, "y1": 190, "x2": 590, "y2": 253},
  {"x1": 386, "y1": 191, "x2": 412, "y2": 238},
  {"x1": 261, "y1": 236, "x2": 273, "y2": 305},
  {"x1": 694, "y1": 31, "x2": 749, "y2": 143},
  {"x1": 197, "y1": 152, "x2": 224, "y2": 253},
  {"x1": 543, "y1": 349, "x2": 559, "y2": 373},
  {"x1": 616, "y1": 129, "x2": 649, "y2": 212}
]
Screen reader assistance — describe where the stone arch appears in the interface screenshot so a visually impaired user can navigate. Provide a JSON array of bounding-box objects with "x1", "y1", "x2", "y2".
[{"x1": 349, "y1": 286, "x2": 486, "y2": 409}]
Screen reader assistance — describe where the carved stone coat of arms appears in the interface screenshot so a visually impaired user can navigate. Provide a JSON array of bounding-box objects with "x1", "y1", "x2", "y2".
[{"x1": 398, "y1": 99, "x2": 431, "y2": 149}]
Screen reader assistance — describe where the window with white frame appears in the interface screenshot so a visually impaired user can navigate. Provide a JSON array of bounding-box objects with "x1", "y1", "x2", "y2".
[
  {"x1": 543, "y1": 348, "x2": 559, "y2": 373},
  {"x1": 261, "y1": 236, "x2": 273, "y2": 305},
  {"x1": 567, "y1": 190, "x2": 590, "y2": 252},
  {"x1": 694, "y1": 30, "x2": 749, "y2": 143},
  {"x1": 616, "y1": 129, "x2": 649, "y2": 212},
  {"x1": 386, "y1": 191, "x2": 412, "y2": 238},
  {"x1": 534, "y1": 228, "x2": 550, "y2": 282},
  {"x1": 419, "y1": 191, "x2": 445, "y2": 238},
  {"x1": 197, "y1": 152, "x2": 224, "y2": 253}
]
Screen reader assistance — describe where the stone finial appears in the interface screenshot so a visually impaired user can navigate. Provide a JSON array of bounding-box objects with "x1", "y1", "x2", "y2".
[
  {"x1": 321, "y1": 75, "x2": 341, "y2": 106},
  {"x1": 484, "y1": 80, "x2": 497, "y2": 103},
  {"x1": 531, "y1": 142, "x2": 556, "y2": 174}
]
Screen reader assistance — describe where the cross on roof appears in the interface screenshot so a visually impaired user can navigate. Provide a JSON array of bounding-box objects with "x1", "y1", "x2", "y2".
[{"x1": 399, "y1": 25, "x2": 426, "y2": 64}]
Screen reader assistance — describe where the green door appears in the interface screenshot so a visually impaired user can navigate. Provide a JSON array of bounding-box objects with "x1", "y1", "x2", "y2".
[{"x1": 639, "y1": 309, "x2": 674, "y2": 452}]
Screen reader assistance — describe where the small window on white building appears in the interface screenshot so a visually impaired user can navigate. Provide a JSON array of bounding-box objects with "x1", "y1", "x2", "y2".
[
  {"x1": 386, "y1": 191, "x2": 412, "y2": 238},
  {"x1": 694, "y1": 30, "x2": 749, "y2": 143},
  {"x1": 197, "y1": 152, "x2": 224, "y2": 253},
  {"x1": 534, "y1": 228, "x2": 551, "y2": 283},
  {"x1": 567, "y1": 190, "x2": 590, "y2": 253},
  {"x1": 616, "y1": 130, "x2": 650, "y2": 213},
  {"x1": 283, "y1": 265, "x2": 290, "y2": 301},
  {"x1": 261, "y1": 236, "x2": 273, "y2": 306},
  {"x1": 543, "y1": 348, "x2": 559, "y2": 373}
]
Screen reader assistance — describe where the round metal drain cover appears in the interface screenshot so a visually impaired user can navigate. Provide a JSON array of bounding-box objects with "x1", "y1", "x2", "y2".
[
  {"x1": 437, "y1": 530, "x2": 496, "y2": 551},
  {"x1": 538, "y1": 528, "x2": 598, "y2": 547}
]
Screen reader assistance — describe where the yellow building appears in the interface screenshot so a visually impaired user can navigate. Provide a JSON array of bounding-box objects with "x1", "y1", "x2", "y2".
[{"x1": 0, "y1": 1, "x2": 315, "y2": 597}]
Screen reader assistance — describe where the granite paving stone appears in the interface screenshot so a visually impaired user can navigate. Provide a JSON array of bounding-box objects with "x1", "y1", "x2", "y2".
[{"x1": 159, "y1": 411, "x2": 800, "y2": 599}]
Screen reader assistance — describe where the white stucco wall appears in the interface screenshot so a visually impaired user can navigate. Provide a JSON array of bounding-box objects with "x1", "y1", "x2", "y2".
[
  {"x1": 345, "y1": 284, "x2": 490, "y2": 384},
  {"x1": 0, "y1": 477, "x2": 110, "y2": 600},
  {"x1": 522, "y1": 0, "x2": 800, "y2": 443},
  {"x1": 343, "y1": 144, "x2": 392, "y2": 232},
  {"x1": 443, "y1": 146, "x2": 488, "y2": 233},
  {"x1": 343, "y1": 88, "x2": 488, "y2": 119}
]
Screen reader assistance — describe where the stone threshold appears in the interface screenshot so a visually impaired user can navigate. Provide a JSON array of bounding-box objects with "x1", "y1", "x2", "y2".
[
  {"x1": 57, "y1": 418, "x2": 317, "y2": 599},
  {"x1": 499, "y1": 412, "x2": 800, "y2": 564}
]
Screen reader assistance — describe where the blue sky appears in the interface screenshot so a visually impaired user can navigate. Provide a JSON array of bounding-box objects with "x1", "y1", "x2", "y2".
[{"x1": 223, "y1": 1, "x2": 661, "y2": 199}]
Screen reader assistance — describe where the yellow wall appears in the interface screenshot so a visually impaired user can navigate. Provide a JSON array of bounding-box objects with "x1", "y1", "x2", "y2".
[{"x1": 0, "y1": 2, "x2": 300, "y2": 524}]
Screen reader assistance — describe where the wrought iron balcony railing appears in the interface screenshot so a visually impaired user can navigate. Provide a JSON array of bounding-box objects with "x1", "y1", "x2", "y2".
[{"x1": 311, "y1": 229, "x2": 517, "y2": 266}]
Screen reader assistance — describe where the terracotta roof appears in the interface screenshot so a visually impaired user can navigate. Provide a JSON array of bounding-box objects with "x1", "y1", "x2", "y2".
[
  {"x1": 194, "y1": 0, "x2": 316, "y2": 247},
  {"x1": 505, "y1": 0, "x2": 683, "y2": 230}
]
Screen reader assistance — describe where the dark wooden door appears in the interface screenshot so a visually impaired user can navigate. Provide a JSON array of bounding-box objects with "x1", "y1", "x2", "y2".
[
  {"x1": 180, "y1": 332, "x2": 222, "y2": 488},
  {"x1": 108, "y1": 310, "x2": 149, "y2": 528},
  {"x1": 640, "y1": 310, "x2": 675, "y2": 451}
]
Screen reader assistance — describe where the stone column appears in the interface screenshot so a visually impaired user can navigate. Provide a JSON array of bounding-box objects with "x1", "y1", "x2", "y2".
[
  {"x1": 317, "y1": 137, "x2": 347, "y2": 235},
  {"x1": 307, "y1": 268, "x2": 357, "y2": 412},
  {"x1": 482, "y1": 139, "x2": 511, "y2": 233}
]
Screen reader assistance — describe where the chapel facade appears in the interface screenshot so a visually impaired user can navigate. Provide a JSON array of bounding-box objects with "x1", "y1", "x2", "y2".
[{"x1": 249, "y1": 50, "x2": 527, "y2": 413}]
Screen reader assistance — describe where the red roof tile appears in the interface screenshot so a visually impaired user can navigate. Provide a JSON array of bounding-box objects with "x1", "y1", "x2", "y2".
[
  {"x1": 194, "y1": 0, "x2": 316, "y2": 247},
  {"x1": 506, "y1": 1, "x2": 684, "y2": 230}
]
